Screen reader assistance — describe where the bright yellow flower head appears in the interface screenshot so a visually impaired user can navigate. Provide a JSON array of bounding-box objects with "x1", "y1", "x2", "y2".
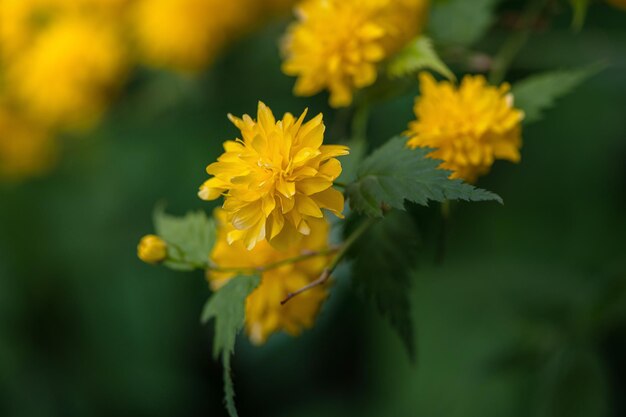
[
  {"x1": 131, "y1": 0, "x2": 252, "y2": 72},
  {"x1": 281, "y1": 0, "x2": 428, "y2": 107},
  {"x1": 406, "y1": 73, "x2": 524, "y2": 183},
  {"x1": 7, "y1": 17, "x2": 127, "y2": 130},
  {"x1": 137, "y1": 234, "x2": 168, "y2": 264},
  {"x1": 0, "y1": 0, "x2": 127, "y2": 62},
  {"x1": 199, "y1": 102, "x2": 348, "y2": 250},
  {"x1": 209, "y1": 209, "x2": 330, "y2": 345},
  {"x1": 607, "y1": 0, "x2": 626, "y2": 9},
  {"x1": 0, "y1": 105, "x2": 56, "y2": 181}
]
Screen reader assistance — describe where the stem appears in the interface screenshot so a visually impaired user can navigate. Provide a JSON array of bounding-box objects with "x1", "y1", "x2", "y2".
[
  {"x1": 351, "y1": 100, "x2": 371, "y2": 141},
  {"x1": 207, "y1": 247, "x2": 340, "y2": 275},
  {"x1": 489, "y1": 0, "x2": 547, "y2": 85},
  {"x1": 281, "y1": 216, "x2": 379, "y2": 305}
]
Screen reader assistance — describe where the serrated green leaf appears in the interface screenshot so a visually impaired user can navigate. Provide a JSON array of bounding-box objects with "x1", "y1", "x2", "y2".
[
  {"x1": 223, "y1": 354, "x2": 238, "y2": 417},
  {"x1": 346, "y1": 137, "x2": 502, "y2": 218},
  {"x1": 512, "y1": 66, "x2": 600, "y2": 124},
  {"x1": 346, "y1": 211, "x2": 418, "y2": 360},
  {"x1": 570, "y1": 0, "x2": 590, "y2": 31},
  {"x1": 387, "y1": 36, "x2": 455, "y2": 81},
  {"x1": 429, "y1": 0, "x2": 502, "y2": 46},
  {"x1": 154, "y1": 204, "x2": 216, "y2": 269},
  {"x1": 201, "y1": 275, "x2": 260, "y2": 417},
  {"x1": 201, "y1": 275, "x2": 260, "y2": 359}
]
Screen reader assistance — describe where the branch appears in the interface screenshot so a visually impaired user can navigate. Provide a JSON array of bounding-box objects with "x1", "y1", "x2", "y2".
[{"x1": 281, "y1": 217, "x2": 379, "y2": 305}]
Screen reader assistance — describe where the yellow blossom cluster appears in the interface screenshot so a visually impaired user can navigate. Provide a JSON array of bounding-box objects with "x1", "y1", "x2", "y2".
[
  {"x1": 0, "y1": 0, "x2": 297, "y2": 181},
  {"x1": 209, "y1": 209, "x2": 330, "y2": 345},
  {"x1": 198, "y1": 102, "x2": 347, "y2": 343},
  {"x1": 199, "y1": 102, "x2": 349, "y2": 250},
  {"x1": 281, "y1": 0, "x2": 429, "y2": 107},
  {"x1": 406, "y1": 73, "x2": 525, "y2": 183},
  {"x1": 0, "y1": 105, "x2": 56, "y2": 180}
]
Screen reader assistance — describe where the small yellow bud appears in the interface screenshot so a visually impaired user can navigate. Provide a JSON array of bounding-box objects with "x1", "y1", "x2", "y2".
[{"x1": 137, "y1": 235, "x2": 168, "y2": 264}]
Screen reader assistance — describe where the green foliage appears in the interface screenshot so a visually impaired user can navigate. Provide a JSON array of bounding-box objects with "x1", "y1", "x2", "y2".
[
  {"x1": 346, "y1": 137, "x2": 502, "y2": 218},
  {"x1": 223, "y1": 354, "x2": 238, "y2": 417},
  {"x1": 535, "y1": 349, "x2": 608, "y2": 417},
  {"x1": 570, "y1": 0, "x2": 590, "y2": 30},
  {"x1": 201, "y1": 275, "x2": 260, "y2": 359},
  {"x1": 201, "y1": 275, "x2": 261, "y2": 417},
  {"x1": 387, "y1": 36, "x2": 455, "y2": 81},
  {"x1": 346, "y1": 211, "x2": 419, "y2": 360},
  {"x1": 513, "y1": 66, "x2": 600, "y2": 125},
  {"x1": 154, "y1": 204, "x2": 216, "y2": 270},
  {"x1": 429, "y1": 0, "x2": 501, "y2": 46}
]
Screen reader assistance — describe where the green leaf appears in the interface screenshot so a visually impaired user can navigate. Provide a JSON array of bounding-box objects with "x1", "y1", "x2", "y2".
[
  {"x1": 223, "y1": 354, "x2": 238, "y2": 417},
  {"x1": 429, "y1": 0, "x2": 502, "y2": 46},
  {"x1": 570, "y1": 0, "x2": 590, "y2": 31},
  {"x1": 387, "y1": 36, "x2": 455, "y2": 81},
  {"x1": 154, "y1": 204, "x2": 216, "y2": 270},
  {"x1": 512, "y1": 66, "x2": 600, "y2": 124},
  {"x1": 346, "y1": 211, "x2": 418, "y2": 360},
  {"x1": 201, "y1": 275, "x2": 260, "y2": 359},
  {"x1": 346, "y1": 137, "x2": 502, "y2": 218},
  {"x1": 201, "y1": 275, "x2": 260, "y2": 417},
  {"x1": 534, "y1": 348, "x2": 609, "y2": 417}
]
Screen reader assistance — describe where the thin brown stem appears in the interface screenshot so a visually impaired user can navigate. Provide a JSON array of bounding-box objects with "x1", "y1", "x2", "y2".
[
  {"x1": 281, "y1": 216, "x2": 379, "y2": 305},
  {"x1": 207, "y1": 247, "x2": 339, "y2": 275}
]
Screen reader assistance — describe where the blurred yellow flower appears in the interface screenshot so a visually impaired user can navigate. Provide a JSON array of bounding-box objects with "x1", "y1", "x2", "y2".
[
  {"x1": 607, "y1": 0, "x2": 626, "y2": 9},
  {"x1": 7, "y1": 17, "x2": 127, "y2": 130},
  {"x1": 406, "y1": 72, "x2": 524, "y2": 183},
  {"x1": 282, "y1": 0, "x2": 428, "y2": 107},
  {"x1": 208, "y1": 209, "x2": 330, "y2": 345},
  {"x1": 131, "y1": 0, "x2": 252, "y2": 72},
  {"x1": 199, "y1": 101, "x2": 348, "y2": 250},
  {"x1": 137, "y1": 234, "x2": 168, "y2": 264},
  {"x1": 0, "y1": 106, "x2": 56, "y2": 180}
]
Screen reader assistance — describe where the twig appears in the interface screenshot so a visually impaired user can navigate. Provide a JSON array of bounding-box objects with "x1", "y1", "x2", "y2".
[
  {"x1": 208, "y1": 247, "x2": 340, "y2": 275},
  {"x1": 281, "y1": 217, "x2": 379, "y2": 305},
  {"x1": 489, "y1": 0, "x2": 548, "y2": 85}
]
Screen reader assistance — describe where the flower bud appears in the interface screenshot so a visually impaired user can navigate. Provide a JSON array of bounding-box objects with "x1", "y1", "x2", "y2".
[{"x1": 137, "y1": 235, "x2": 167, "y2": 264}]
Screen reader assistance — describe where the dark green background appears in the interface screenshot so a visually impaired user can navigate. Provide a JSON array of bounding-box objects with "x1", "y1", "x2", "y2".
[{"x1": 1, "y1": 1, "x2": 625, "y2": 416}]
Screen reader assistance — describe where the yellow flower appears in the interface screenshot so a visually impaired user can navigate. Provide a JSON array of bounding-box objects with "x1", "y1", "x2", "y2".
[
  {"x1": 607, "y1": 0, "x2": 626, "y2": 9},
  {"x1": 7, "y1": 17, "x2": 127, "y2": 130},
  {"x1": 0, "y1": 105, "x2": 56, "y2": 180},
  {"x1": 131, "y1": 0, "x2": 252, "y2": 72},
  {"x1": 208, "y1": 209, "x2": 330, "y2": 345},
  {"x1": 406, "y1": 72, "x2": 524, "y2": 183},
  {"x1": 281, "y1": 0, "x2": 428, "y2": 107},
  {"x1": 137, "y1": 235, "x2": 168, "y2": 264},
  {"x1": 199, "y1": 101, "x2": 348, "y2": 250}
]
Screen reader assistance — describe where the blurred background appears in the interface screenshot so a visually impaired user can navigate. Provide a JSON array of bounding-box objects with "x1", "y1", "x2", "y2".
[{"x1": 1, "y1": 0, "x2": 625, "y2": 416}]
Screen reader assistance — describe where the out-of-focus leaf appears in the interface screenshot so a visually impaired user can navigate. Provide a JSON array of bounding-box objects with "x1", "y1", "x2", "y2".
[
  {"x1": 346, "y1": 211, "x2": 419, "y2": 360},
  {"x1": 387, "y1": 36, "x2": 455, "y2": 81},
  {"x1": 512, "y1": 66, "x2": 600, "y2": 124},
  {"x1": 346, "y1": 137, "x2": 502, "y2": 218},
  {"x1": 429, "y1": 0, "x2": 502, "y2": 46},
  {"x1": 154, "y1": 204, "x2": 216, "y2": 270},
  {"x1": 535, "y1": 348, "x2": 609, "y2": 417},
  {"x1": 201, "y1": 275, "x2": 260, "y2": 417},
  {"x1": 570, "y1": 0, "x2": 590, "y2": 31}
]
